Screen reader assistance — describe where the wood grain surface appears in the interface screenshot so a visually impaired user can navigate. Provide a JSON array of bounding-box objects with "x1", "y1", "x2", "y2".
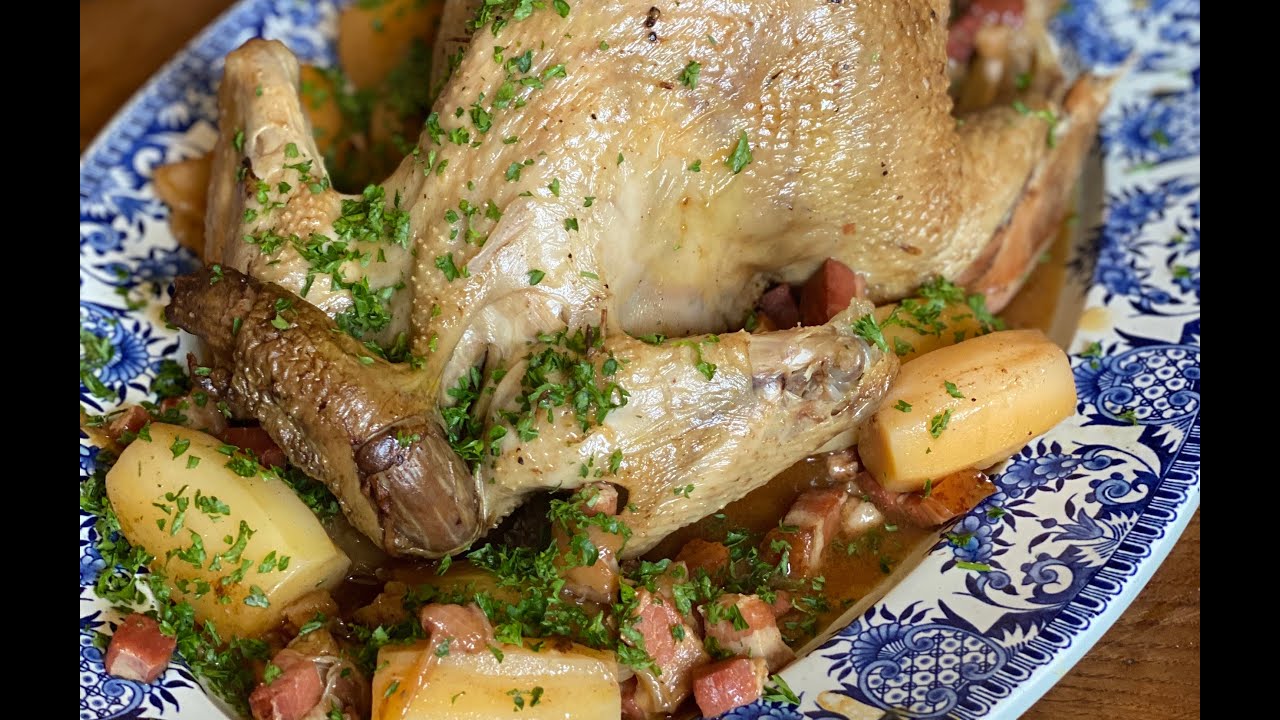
[{"x1": 78, "y1": 2, "x2": 1201, "y2": 717}]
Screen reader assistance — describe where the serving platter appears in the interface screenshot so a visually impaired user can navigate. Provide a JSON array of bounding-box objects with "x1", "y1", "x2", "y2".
[{"x1": 78, "y1": 1, "x2": 1201, "y2": 717}]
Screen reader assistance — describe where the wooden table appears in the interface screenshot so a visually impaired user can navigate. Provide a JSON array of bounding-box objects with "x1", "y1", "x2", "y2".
[{"x1": 79, "y1": 2, "x2": 1201, "y2": 717}]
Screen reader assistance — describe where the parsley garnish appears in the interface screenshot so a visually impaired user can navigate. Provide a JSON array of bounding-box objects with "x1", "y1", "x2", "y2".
[
  {"x1": 1081, "y1": 341, "x2": 1103, "y2": 369},
  {"x1": 1012, "y1": 99, "x2": 1060, "y2": 147},
  {"x1": 851, "y1": 313, "x2": 888, "y2": 352},
  {"x1": 944, "y1": 380, "x2": 965, "y2": 399},
  {"x1": 928, "y1": 409, "x2": 952, "y2": 438},
  {"x1": 507, "y1": 687, "x2": 544, "y2": 711},
  {"x1": 79, "y1": 329, "x2": 116, "y2": 400},
  {"x1": 725, "y1": 131, "x2": 753, "y2": 174},
  {"x1": 893, "y1": 400, "x2": 912, "y2": 412},
  {"x1": 332, "y1": 185, "x2": 411, "y2": 248},
  {"x1": 435, "y1": 253, "x2": 469, "y2": 281},
  {"x1": 679, "y1": 60, "x2": 702, "y2": 89},
  {"x1": 763, "y1": 674, "x2": 801, "y2": 705}
]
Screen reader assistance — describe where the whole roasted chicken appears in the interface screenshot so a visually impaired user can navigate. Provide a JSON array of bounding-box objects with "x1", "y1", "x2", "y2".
[{"x1": 167, "y1": 0, "x2": 1107, "y2": 558}]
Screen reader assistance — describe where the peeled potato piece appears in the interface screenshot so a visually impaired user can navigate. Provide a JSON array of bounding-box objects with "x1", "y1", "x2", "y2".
[
  {"x1": 151, "y1": 154, "x2": 211, "y2": 256},
  {"x1": 337, "y1": 0, "x2": 442, "y2": 90},
  {"x1": 373, "y1": 640, "x2": 621, "y2": 719},
  {"x1": 874, "y1": 301, "x2": 990, "y2": 363},
  {"x1": 106, "y1": 424, "x2": 350, "y2": 638},
  {"x1": 858, "y1": 329, "x2": 1075, "y2": 492}
]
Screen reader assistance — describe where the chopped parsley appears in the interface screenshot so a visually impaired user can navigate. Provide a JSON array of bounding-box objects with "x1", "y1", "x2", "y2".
[
  {"x1": 332, "y1": 185, "x2": 411, "y2": 248},
  {"x1": 79, "y1": 329, "x2": 116, "y2": 400},
  {"x1": 851, "y1": 313, "x2": 888, "y2": 352},
  {"x1": 507, "y1": 686, "x2": 544, "y2": 711},
  {"x1": 528, "y1": 269, "x2": 546, "y2": 285},
  {"x1": 244, "y1": 585, "x2": 271, "y2": 608},
  {"x1": 1012, "y1": 99, "x2": 1060, "y2": 147},
  {"x1": 495, "y1": 328, "x2": 629, "y2": 441},
  {"x1": 1081, "y1": 341, "x2": 1103, "y2": 369},
  {"x1": 679, "y1": 60, "x2": 702, "y2": 89},
  {"x1": 763, "y1": 674, "x2": 801, "y2": 705},
  {"x1": 435, "y1": 253, "x2": 469, "y2": 281},
  {"x1": 928, "y1": 409, "x2": 952, "y2": 438},
  {"x1": 725, "y1": 131, "x2": 752, "y2": 174}
]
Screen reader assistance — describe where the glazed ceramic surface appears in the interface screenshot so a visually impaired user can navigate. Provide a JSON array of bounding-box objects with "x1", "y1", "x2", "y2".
[{"x1": 79, "y1": 1, "x2": 1201, "y2": 717}]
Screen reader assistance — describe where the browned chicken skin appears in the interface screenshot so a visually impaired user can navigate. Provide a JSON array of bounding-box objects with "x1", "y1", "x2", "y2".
[{"x1": 172, "y1": 0, "x2": 1108, "y2": 558}]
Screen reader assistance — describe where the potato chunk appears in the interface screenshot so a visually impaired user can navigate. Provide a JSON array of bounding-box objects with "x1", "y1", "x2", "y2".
[
  {"x1": 875, "y1": 301, "x2": 990, "y2": 362},
  {"x1": 106, "y1": 424, "x2": 349, "y2": 638},
  {"x1": 372, "y1": 641, "x2": 621, "y2": 719},
  {"x1": 858, "y1": 330, "x2": 1075, "y2": 492}
]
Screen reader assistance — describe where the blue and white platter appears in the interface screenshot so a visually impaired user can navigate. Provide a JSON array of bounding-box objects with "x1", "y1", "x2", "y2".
[{"x1": 79, "y1": 1, "x2": 1201, "y2": 718}]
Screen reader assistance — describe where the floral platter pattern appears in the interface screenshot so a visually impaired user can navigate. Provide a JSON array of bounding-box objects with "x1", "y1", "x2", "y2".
[{"x1": 78, "y1": 1, "x2": 1201, "y2": 718}]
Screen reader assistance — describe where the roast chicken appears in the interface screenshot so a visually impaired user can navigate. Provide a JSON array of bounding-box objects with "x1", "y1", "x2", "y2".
[{"x1": 167, "y1": 0, "x2": 1108, "y2": 558}]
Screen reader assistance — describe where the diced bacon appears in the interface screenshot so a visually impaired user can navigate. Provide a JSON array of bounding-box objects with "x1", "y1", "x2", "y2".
[
  {"x1": 786, "y1": 488, "x2": 847, "y2": 541},
  {"x1": 692, "y1": 657, "x2": 768, "y2": 718},
  {"x1": 700, "y1": 594, "x2": 794, "y2": 672},
  {"x1": 825, "y1": 448, "x2": 860, "y2": 483},
  {"x1": 353, "y1": 581, "x2": 411, "y2": 628},
  {"x1": 556, "y1": 485, "x2": 626, "y2": 603},
  {"x1": 675, "y1": 539, "x2": 730, "y2": 581},
  {"x1": 841, "y1": 498, "x2": 886, "y2": 536},
  {"x1": 762, "y1": 487, "x2": 848, "y2": 576},
  {"x1": 799, "y1": 259, "x2": 865, "y2": 325},
  {"x1": 104, "y1": 613, "x2": 176, "y2": 684},
  {"x1": 280, "y1": 633, "x2": 370, "y2": 720},
  {"x1": 221, "y1": 426, "x2": 287, "y2": 468},
  {"x1": 285, "y1": 626, "x2": 340, "y2": 660},
  {"x1": 249, "y1": 649, "x2": 324, "y2": 720},
  {"x1": 858, "y1": 470, "x2": 997, "y2": 527},
  {"x1": 580, "y1": 482, "x2": 620, "y2": 517},
  {"x1": 160, "y1": 393, "x2": 228, "y2": 436},
  {"x1": 629, "y1": 589, "x2": 698, "y2": 670},
  {"x1": 558, "y1": 523, "x2": 624, "y2": 604},
  {"x1": 761, "y1": 525, "x2": 818, "y2": 578},
  {"x1": 619, "y1": 677, "x2": 646, "y2": 720},
  {"x1": 281, "y1": 590, "x2": 337, "y2": 636},
  {"x1": 768, "y1": 590, "x2": 793, "y2": 618},
  {"x1": 625, "y1": 589, "x2": 708, "y2": 714},
  {"x1": 649, "y1": 561, "x2": 702, "y2": 633},
  {"x1": 757, "y1": 284, "x2": 800, "y2": 329},
  {"x1": 104, "y1": 406, "x2": 150, "y2": 445},
  {"x1": 417, "y1": 603, "x2": 494, "y2": 653}
]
